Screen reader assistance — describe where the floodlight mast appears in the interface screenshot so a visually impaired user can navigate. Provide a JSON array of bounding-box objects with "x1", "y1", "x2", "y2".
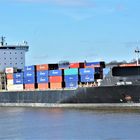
[{"x1": 135, "y1": 47, "x2": 140, "y2": 66}]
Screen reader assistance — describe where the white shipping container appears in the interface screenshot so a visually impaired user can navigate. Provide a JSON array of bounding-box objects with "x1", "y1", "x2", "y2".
[
  {"x1": 5, "y1": 68, "x2": 14, "y2": 74},
  {"x1": 7, "y1": 80, "x2": 14, "y2": 85},
  {"x1": 7, "y1": 84, "x2": 24, "y2": 91},
  {"x1": 5, "y1": 67, "x2": 17, "y2": 74}
]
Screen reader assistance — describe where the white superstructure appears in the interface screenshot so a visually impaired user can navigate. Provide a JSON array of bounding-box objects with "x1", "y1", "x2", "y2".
[{"x1": 0, "y1": 37, "x2": 29, "y2": 71}]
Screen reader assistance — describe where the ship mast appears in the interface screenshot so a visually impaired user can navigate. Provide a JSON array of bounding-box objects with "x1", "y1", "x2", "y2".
[
  {"x1": 0, "y1": 36, "x2": 5, "y2": 46},
  {"x1": 135, "y1": 46, "x2": 140, "y2": 66}
]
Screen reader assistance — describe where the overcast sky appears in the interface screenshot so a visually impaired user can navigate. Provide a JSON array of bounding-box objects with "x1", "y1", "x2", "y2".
[{"x1": 0, "y1": 0, "x2": 140, "y2": 65}]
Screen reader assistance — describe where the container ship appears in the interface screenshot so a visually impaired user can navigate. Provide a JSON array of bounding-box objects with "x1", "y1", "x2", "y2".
[{"x1": 0, "y1": 37, "x2": 140, "y2": 104}]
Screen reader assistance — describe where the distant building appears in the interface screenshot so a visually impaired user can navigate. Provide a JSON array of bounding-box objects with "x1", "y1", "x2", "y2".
[{"x1": 0, "y1": 37, "x2": 29, "y2": 71}]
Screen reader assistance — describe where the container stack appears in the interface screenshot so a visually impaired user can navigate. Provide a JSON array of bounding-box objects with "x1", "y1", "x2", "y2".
[
  {"x1": 64, "y1": 68, "x2": 79, "y2": 88},
  {"x1": 6, "y1": 67, "x2": 18, "y2": 91},
  {"x1": 85, "y1": 62, "x2": 105, "y2": 80},
  {"x1": 36, "y1": 64, "x2": 49, "y2": 90},
  {"x1": 24, "y1": 65, "x2": 36, "y2": 90},
  {"x1": 13, "y1": 72, "x2": 24, "y2": 90},
  {"x1": 79, "y1": 68, "x2": 95, "y2": 84},
  {"x1": 49, "y1": 69, "x2": 63, "y2": 89}
]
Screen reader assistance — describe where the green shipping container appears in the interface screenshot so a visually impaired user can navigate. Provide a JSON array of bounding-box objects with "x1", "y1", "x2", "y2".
[{"x1": 64, "y1": 68, "x2": 78, "y2": 75}]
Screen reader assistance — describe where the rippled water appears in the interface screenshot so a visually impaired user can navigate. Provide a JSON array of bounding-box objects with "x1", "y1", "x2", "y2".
[{"x1": 0, "y1": 107, "x2": 140, "y2": 140}]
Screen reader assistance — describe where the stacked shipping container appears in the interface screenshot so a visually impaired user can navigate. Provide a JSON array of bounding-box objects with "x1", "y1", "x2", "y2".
[
  {"x1": 49, "y1": 69, "x2": 63, "y2": 89},
  {"x1": 64, "y1": 67, "x2": 79, "y2": 88},
  {"x1": 85, "y1": 62, "x2": 104, "y2": 80},
  {"x1": 6, "y1": 68, "x2": 13, "y2": 91},
  {"x1": 36, "y1": 64, "x2": 49, "y2": 90},
  {"x1": 79, "y1": 68, "x2": 94, "y2": 83},
  {"x1": 24, "y1": 65, "x2": 36, "y2": 90},
  {"x1": 13, "y1": 72, "x2": 24, "y2": 90},
  {"x1": 6, "y1": 67, "x2": 24, "y2": 91},
  {"x1": 5, "y1": 61, "x2": 104, "y2": 91}
]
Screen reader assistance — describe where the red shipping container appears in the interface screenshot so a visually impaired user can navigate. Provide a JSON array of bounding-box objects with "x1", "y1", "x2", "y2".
[
  {"x1": 38, "y1": 83, "x2": 49, "y2": 90},
  {"x1": 36, "y1": 64, "x2": 48, "y2": 71},
  {"x1": 69, "y1": 63, "x2": 85, "y2": 68},
  {"x1": 6, "y1": 74, "x2": 13, "y2": 79},
  {"x1": 69, "y1": 63, "x2": 79, "y2": 68},
  {"x1": 25, "y1": 84, "x2": 35, "y2": 90},
  {"x1": 49, "y1": 76, "x2": 62, "y2": 83},
  {"x1": 50, "y1": 83, "x2": 62, "y2": 89}
]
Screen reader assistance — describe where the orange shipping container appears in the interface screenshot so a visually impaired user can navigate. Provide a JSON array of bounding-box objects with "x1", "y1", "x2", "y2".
[
  {"x1": 119, "y1": 63, "x2": 137, "y2": 67},
  {"x1": 25, "y1": 84, "x2": 35, "y2": 90},
  {"x1": 38, "y1": 83, "x2": 49, "y2": 90},
  {"x1": 49, "y1": 76, "x2": 62, "y2": 83},
  {"x1": 6, "y1": 74, "x2": 13, "y2": 79},
  {"x1": 50, "y1": 83, "x2": 62, "y2": 89},
  {"x1": 36, "y1": 64, "x2": 48, "y2": 71}
]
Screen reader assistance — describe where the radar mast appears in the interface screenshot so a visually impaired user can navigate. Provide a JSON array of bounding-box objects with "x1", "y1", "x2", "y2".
[{"x1": 0, "y1": 36, "x2": 5, "y2": 46}]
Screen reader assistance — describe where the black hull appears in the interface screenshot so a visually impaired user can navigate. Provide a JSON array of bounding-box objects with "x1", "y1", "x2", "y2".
[{"x1": 0, "y1": 85, "x2": 140, "y2": 103}]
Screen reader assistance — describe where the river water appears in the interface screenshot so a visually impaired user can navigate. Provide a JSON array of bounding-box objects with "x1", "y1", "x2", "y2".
[{"x1": 0, "y1": 107, "x2": 140, "y2": 140}]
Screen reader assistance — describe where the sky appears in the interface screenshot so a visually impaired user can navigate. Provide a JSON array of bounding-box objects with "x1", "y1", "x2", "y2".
[{"x1": 0, "y1": 0, "x2": 140, "y2": 65}]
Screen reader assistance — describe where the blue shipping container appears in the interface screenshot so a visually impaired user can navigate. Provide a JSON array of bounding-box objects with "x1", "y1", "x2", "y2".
[
  {"x1": 24, "y1": 77, "x2": 35, "y2": 84},
  {"x1": 65, "y1": 82, "x2": 78, "y2": 88},
  {"x1": 80, "y1": 75, "x2": 94, "y2": 82},
  {"x1": 24, "y1": 65, "x2": 35, "y2": 72},
  {"x1": 85, "y1": 62, "x2": 100, "y2": 66},
  {"x1": 13, "y1": 78, "x2": 23, "y2": 84},
  {"x1": 37, "y1": 71, "x2": 48, "y2": 77},
  {"x1": 49, "y1": 70, "x2": 62, "y2": 76},
  {"x1": 64, "y1": 75, "x2": 78, "y2": 82},
  {"x1": 13, "y1": 73, "x2": 23, "y2": 79},
  {"x1": 37, "y1": 77, "x2": 49, "y2": 83},
  {"x1": 79, "y1": 68, "x2": 94, "y2": 75},
  {"x1": 24, "y1": 71, "x2": 35, "y2": 78}
]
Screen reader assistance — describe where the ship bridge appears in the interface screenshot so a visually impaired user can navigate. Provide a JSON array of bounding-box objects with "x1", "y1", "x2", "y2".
[{"x1": 0, "y1": 37, "x2": 29, "y2": 71}]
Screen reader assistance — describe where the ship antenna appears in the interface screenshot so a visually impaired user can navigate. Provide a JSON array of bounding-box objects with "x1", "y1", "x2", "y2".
[
  {"x1": 0, "y1": 36, "x2": 5, "y2": 46},
  {"x1": 135, "y1": 46, "x2": 140, "y2": 66}
]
